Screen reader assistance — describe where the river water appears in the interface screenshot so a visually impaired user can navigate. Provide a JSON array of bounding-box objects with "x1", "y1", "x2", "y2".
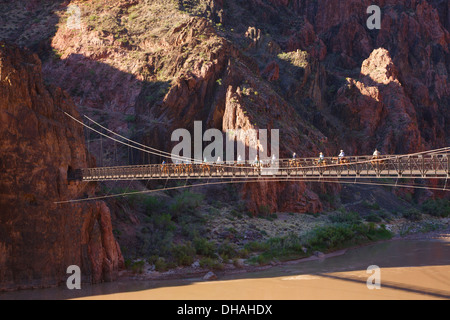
[{"x1": 1, "y1": 239, "x2": 449, "y2": 300}]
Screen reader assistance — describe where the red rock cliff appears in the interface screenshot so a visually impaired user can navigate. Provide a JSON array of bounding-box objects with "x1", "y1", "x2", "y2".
[{"x1": 0, "y1": 43, "x2": 124, "y2": 291}]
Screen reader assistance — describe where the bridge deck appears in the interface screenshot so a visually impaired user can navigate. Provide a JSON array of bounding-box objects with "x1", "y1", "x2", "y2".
[{"x1": 70, "y1": 154, "x2": 450, "y2": 182}]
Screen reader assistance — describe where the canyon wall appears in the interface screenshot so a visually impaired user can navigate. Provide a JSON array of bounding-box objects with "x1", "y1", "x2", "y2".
[
  {"x1": 0, "y1": 43, "x2": 123, "y2": 291},
  {"x1": 1, "y1": 0, "x2": 448, "y2": 215}
]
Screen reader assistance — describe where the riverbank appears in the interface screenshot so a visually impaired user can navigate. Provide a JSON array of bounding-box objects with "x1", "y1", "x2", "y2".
[
  {"x1": 79, "y1": 235, "x2": 450, "y2": 300},
  {"x1": 1, "y1": 226, "x2": 448, "y2": 300},
  {"x1": 118, "y1": 216, "x2": 450, "y2": 283},
  {"x1": 109, "y1": 183, "x2": 450, "y2": 284}
]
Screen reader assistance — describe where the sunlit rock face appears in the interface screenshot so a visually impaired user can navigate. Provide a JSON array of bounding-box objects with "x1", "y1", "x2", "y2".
[
  {"x1": 334, "y1": 48, "x2": 424, "y2": 154},
  {"x1": 0, "y1": 43, "x2": 123, "y2": 291}
]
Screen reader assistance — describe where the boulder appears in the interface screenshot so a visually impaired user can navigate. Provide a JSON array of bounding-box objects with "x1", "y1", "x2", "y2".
[{"x1": 203, "y1": 271, "x2": 218, "y2": 281}]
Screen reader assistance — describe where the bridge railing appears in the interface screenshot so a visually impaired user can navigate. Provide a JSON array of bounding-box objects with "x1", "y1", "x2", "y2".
[{"x1": 75, "y1": 153, "x2": 448, "y2": 181}]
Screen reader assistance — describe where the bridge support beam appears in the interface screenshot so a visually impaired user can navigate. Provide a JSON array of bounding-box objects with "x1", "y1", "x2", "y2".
[{"x1": 447, "y1": 155, "x2": 450, "y2": 176}]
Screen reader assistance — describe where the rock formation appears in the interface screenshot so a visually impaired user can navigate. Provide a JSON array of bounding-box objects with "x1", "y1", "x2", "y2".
[
  {"x1": 334, "y1": 48, "x2": 424, "y2": 154},
  {"x1": 0, "y1": 43, "x2": 123, "y2": 291}
]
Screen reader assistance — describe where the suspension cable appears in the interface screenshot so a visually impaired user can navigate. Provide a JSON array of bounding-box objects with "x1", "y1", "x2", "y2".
[
  {"x1": 63, "y1": 110, "x2": 450, "y2": 171},
  {"x1": 55, "y1": 177, "x2": 450, "y2": 204}
]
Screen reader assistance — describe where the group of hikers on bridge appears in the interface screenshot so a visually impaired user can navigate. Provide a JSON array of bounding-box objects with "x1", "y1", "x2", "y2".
[
  {"x1": 159, "y1": 149, "x2": 384, "y2": 175},
  {"x1": 315, "y1": 149, "x2": 382, "y2": 166}
]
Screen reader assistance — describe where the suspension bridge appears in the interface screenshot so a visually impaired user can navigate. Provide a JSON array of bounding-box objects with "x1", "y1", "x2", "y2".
[
  {"x1": 56, "y1": 108, "x2": 450, "y2": 204},
  {"x1": 69, "y1": 153, "x2": 449, "y2": 182}
]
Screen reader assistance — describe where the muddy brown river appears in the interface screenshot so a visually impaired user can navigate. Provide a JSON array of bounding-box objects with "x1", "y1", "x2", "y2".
[{"x1": 1, "y1": 239, "x2": 449, "y2": 300}]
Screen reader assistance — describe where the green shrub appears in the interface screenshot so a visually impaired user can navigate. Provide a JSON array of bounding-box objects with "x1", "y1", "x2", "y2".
[
  {"x1": 171, "y1": 242, "x2": 196, "y2": 266},
  {"x1": 124, "y1": 258, "x2": 132, "y2": 269},
  {"x1": 194, "y1": 237, "x2": 217, "y2": 258},
  {"x1": 230, "y1": 210, "x2": 243, "y2": 219},
  {"x1": 125, "y1": 114, "x2": 136, "y2": 123},
  {"x1": 52, "y1": 49, "x2": 63, "y2": 60},
  {"x1": 144, "y1": 196, "x2": 162, "y2": 213},
  {"x1": 153, "y1": 213, "x2": 176, "y2": 231},
  {"x1": 131, "y1": 260, "x2": 145, "y2": 274},
  {"x1": 365, "y1": 213, "x2": 382, "y2": 223},
  {"x1": 378, "y1": 210, "x2": 393, "y2": 222},
  {"x1": 420, "y1": 222, "x2": 441, "y2": 233},
  {"x1": 170, "y1": 191, "x2": 204, "y2": 216},
  {"x1": 238, "y1": 248, "x2": 250, "y2": 259},
  {"x1": 362, "y1": 201, "x2": 381, "y2": 210},
  {"x1": 248, "y1": 223, "x2": 393, "y2": 266},
  {"x1": 401, "y1": 193, "x2": 414, "y2": 203},
  {"x1": 199, "y1": 257, "x2": 214, "y2": 269},
  {"x1": 402, "y1": 208, "x2": 422, "y2": 221},
  {"x1": 247, "y1": 234, "x2": 306, "y2": 265},
  {"x1": 328, "y1": 210, "x2": 361, "y2": 224},
  {"x1": 180, "y1": 222, "x2": 204, "y2": 240},
  {"x1": 306, "y1": 224, "x2": 354, "y2": 251},
  {"x1": 258, "y1": 204, "x2": 272, "y2": 216},
  {"x1": 244, "y1": 241, "x2": 270, "y2": 253},
  {"x1": 218, "y1": 241, "x2": 239, "y2": 259},
  {"x1": 267, "y1": 234, "x2": 303, "y2": 252},
  {"x1": 155, "y1": 258, "x2": 168, "y2": 272},
  {"x1": 248, "y1": 253, "x2": 274, "y2": 266},
  {"x1": 304, "y1": 223, "x2": 392, "y2": 252},
  {"x1": 137, "y1": 224, "x2": 174, "y2": 257},
  {"x1": 199, "y1": 257, "x2": 223, "y2": 270},
  {"x1": 147, "y1": 255, "x2": 159, "y2": 265},
  {"x1": 421, "y1": 199, "x2": 450, "y2": 218},
  {"x1": 209, "y1": 207, "x2": 220, "y2": 215},
  {"x1": 319, "y1": 193, "x2": 337, "y2": 205}
]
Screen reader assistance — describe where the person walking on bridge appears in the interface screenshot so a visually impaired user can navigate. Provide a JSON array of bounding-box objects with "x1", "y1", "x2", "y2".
[
  {"x1": 371, "y1": 149, "x2": 382, "y2": 165},
  {"x1": 318, "y1": 152, "x2": 325, "y2": 165},
  {"x1": 237, "y1": 154, "x2": 243, "y2": 166},
  {"x1": 373, "y1": 149, "x2": 381, "y2": 159},
  {"x1": 338, "y1": 150, "x2": 345, "y2": 164},
  {"x1": 271, "y1": 154, "x2": 277, "y2": 165}
]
